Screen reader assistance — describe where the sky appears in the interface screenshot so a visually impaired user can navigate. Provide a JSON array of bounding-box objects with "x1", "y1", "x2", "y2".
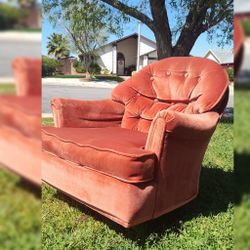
[{"x1": 42, "y1": 3, "x2": 233, "y2": 57}]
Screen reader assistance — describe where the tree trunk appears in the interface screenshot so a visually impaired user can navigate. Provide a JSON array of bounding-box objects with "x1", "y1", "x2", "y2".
[
  {"x1": 154, "y1": 29, "x2": 173, "y2": 59},
  {"x1": 85, "y1": 71, "x2": 91, "y2": 80},
  {"x1": 173, "y1": 31, "x2": 201, "y2": 56}
]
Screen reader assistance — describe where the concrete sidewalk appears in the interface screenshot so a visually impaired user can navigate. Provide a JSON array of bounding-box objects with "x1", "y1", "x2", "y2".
[
  {"x1": 0, "y1": 31, "x2": 41, "y2": 42},
  {"x1": 42, "y1": 78, "x2": 118, "y2": 89}
]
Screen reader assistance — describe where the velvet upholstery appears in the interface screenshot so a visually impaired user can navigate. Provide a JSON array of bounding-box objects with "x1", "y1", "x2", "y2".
[
  {"x1": 42, "y1": 57, "x2": 229, "y2": 227},
  {"x1": 12, "y1": 57, "x2": 41, "y2": 96},
  {"x1": 112, "y1": 57, "x2": 228, "y2": 133},
  {"x1": 42, "y1": 127, "x2": 156, "y2": 183},
  {"x1": 51, "y1": 98, "x2": 125, "y2": 128},
  {"x1": 0, "y1": 57, "x2": 41, "y2": 185},
  {"x1": 0, "y1": 96, "x2": 41, "y2": 140},
  {"x1": 234, "y1": 17, "x2": 245, "y2": 78}
]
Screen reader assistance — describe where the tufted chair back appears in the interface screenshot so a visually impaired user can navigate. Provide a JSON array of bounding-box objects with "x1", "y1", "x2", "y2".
[{"x1": 112, "y1": 57, "x2": 229, "y2": 133}]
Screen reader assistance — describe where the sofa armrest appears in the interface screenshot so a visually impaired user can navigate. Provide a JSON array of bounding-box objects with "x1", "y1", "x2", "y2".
[
  {"x1": 51, "y1": 98, "x2": 125, "y2": 128},
  {"x1": 12, "y1": 57, "x2": 41, "y2": 96},
  {"x1": 145, "y1": 110, "x2": 220, "y2": 158}
]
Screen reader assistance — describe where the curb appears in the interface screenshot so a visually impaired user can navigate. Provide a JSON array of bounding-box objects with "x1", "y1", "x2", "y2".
[
  {"x1": 42, "y1": 78, "x2": 118, "y2": 89},
  {"x1": 0, "y1": 77, "x2": 15, "y2": 84},
  {"x1": 42, "y1": 113, "x2": 53, "y2": 118}
]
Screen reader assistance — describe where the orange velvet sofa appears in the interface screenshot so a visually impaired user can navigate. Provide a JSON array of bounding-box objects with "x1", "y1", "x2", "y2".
[
  {"x1": 42, "y1": 57, "x2": 229, "y2": 227},
  {"x1": 0, "y1": 58, "x2": 41, "y2": 185},
  {"x1": 234, "y1": 17, "x2": 245, "y2": 77}
]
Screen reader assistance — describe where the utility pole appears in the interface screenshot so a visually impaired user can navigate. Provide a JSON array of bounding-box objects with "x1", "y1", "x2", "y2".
[{"x1": 136, "y1": 21, "x2": 141, "y2": 71}]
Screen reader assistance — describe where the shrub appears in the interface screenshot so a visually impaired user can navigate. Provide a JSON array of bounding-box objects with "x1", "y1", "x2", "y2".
[
  {"x1": 73, "y1": 60, "x2": 101, "y2": 74},
  {"x1": 242, "y1": 19, "x2": 250, "y2": 37},
  {"x1": 73, "y1": 60, "x2": 86, "y2": 73},
  {"x1": 89, "y1": 62, "x2": 101, "y2": 74},
  {"x1": 42, "y1": 56, "x2": 62, "y2": 77},
  {"x1": 0, "y1": 4, "x2": 27, "y2": 30},
  {"x1": 227, "y1": 68, "x2": 234, "y2": 82},
  {"x1": 101, "y1": 67, "x2": 110, "y2": 75}
]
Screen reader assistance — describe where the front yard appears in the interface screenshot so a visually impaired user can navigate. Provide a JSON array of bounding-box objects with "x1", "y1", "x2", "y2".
[
  {"x1": 41, "y1": 119, "x2": 234, "y2": 249},
  {"x1": 2, "y1": 83, "x2": 250, "y2": 249}
]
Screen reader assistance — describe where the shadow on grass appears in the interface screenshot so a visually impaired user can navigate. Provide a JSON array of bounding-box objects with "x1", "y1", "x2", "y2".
[
  {"x1": 0, "y1": 167, "x2": 40, "y2": 199},
  {"x1": 235, "y1": 152, "x2": 250, "y2": 205},
  {"x1": 16, "y1": 178, "x2": 41, "y2": 199},
  {"x1": 53, "y1": 165, "x2": 234, "y2": 245}
]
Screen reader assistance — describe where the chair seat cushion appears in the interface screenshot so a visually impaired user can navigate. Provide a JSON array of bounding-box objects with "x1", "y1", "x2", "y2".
[
  {"x1": 42, "y1": 127, "x2": 157, "y2": 183},
  {"x1": 0, "y1": 96, "x2": 41, "y2": 140}
]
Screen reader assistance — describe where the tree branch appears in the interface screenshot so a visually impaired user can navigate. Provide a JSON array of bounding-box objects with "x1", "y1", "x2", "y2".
[{"x1": 100, "y1": 0, "x2": 155, "y2": 31}]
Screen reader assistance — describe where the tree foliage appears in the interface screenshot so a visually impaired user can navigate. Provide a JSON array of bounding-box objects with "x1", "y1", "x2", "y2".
[
  {"x1": 99, "y1": 0, "x2": 233, "y2": 58},
  {"x1": 47, "y1": 33, "x2": 70, "y2": 59},
  {"x1": 43, "y1": 0, "x2": 122, "y2": 78}
]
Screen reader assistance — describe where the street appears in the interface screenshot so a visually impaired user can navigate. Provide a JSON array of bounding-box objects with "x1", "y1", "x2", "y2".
[
  {"x1": 42, "y1": 82, "x2": 234, "y2": 115},
  {"x1": 0, "y1": 32, "x2": 41, "y2": 77},
  {"x1": 42, "y1": 84, "x2": 113, "y2": 113}
]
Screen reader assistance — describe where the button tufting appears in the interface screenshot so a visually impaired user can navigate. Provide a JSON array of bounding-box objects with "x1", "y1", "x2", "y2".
[
  {"x1": 166, "y1": 71, "x2": 171, "y2": 76},
  {"x1": 137, "y1": 93, "x2": 140, "y2": 96},
  {"x1": 184, "y1": 72, "x2": 189, "y2": 77},
  {"x1": 154, "y1": 98, "x2": 158, "y2": 102}
]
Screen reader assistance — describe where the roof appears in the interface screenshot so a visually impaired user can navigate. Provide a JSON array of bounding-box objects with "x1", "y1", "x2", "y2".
[
  {"x1": 104, "y1": 33, "x2": 156, "y2": 47},
  {"x1": 205, "y1": 49, "x2": 233, "y2": 65}
]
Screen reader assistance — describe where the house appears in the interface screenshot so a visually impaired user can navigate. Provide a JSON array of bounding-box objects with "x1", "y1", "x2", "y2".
[
  {"x1": 235, "y1": 0, "x2": 250, "y2": 18},
  {"x1": 97, "y1": 33, "x2": 157, "y2": 75},
  {"x1": 58, "y1": 57, "x2": 78, "y2": 75},
  {"x1": 204, "y1": 49, "x2": 233, "y2": 69}
]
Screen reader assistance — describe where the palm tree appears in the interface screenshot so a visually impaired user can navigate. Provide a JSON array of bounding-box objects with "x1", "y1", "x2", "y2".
[{"x1": 47, "y1": 33, "x2": 70, "y2": 59}]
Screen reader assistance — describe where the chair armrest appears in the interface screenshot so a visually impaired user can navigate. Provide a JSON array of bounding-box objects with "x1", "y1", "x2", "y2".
[
  {"x1": 51, "y1": 98, "x2": 125, "y2": 128},
  {"x1": 145, "y1": 110, "x2": 220, "y2": 158},
  {"x1": 12, "y1": 57, "x2": 41, "y2": 96}
]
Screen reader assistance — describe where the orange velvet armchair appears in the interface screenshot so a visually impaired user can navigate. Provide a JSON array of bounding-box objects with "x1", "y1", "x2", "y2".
[
  {"x1": 0, "y1": 57, "x2": 41, "y2": 185},
  {"x1": 42, "y1": 57, "x2": 229, "y2": 227},
  {"x1": 234, "y1": 17, "x2": 245, "y2": 78}
]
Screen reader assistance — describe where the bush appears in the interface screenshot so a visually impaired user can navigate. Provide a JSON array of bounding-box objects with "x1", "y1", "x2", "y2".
[
  {"x1": 89, "y1": 62, "x2": 101, "y2": 74},
  {"x1": 242, "y1": 19, "x2": 250, "y2": 37},
  {"x1": 73, "y1": 60, "x2": 101, "y2": 74},
  {"x1": 227, "y1": 68, "x2": 234, "y2": 82},
  {"x1": 0, "y1": 4, "x2": 27, "y2": 30},
  {"x1": 73, "y1": 60, "x2": 86, "y2": 73},
  {"x1": 42, "y1": 56, "x2": 62, "y2": 77}
]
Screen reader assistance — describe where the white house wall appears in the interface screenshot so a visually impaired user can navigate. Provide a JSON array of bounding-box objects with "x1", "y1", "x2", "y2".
[
  {"x1": 139, "y1": 37, "x2": 157, "y2": 56},
  {"x1": 205, "y1": 52, "x2": 219, "y2": 63},
  {"x1": 97, "y1": 46, "x2": 113, "y2": 73},
  {"x1": 117, "y1": 37, "x2": 137, "y2": 67}
]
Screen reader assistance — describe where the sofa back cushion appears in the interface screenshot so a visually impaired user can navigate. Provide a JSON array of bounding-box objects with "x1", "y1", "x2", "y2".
[{"x1": 112, "y1": 57, "x2": 229, "y2": 133}]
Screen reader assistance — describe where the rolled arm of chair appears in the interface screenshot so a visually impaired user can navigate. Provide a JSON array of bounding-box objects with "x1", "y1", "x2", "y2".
[
  {"x1": 51, "y1": 98, "x2": 125, "y2": 128},
  {"x1": 12, "y1": 57, "x2": 41, "y2": 96},
  {"x1": 145, "y1": 110, "x2": 220, "y2": 158}
]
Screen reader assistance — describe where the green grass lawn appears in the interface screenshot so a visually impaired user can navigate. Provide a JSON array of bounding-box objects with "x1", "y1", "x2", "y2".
[
  {"x1": 234, "y1": 85, "x2": 250, "y2": 249},
  {"x1": 0, "y1": 168, "x2": 40, "y2": 249},
  {"x1": 42, "y1": 118, "x2": 234, "y2": 249},
  {"x1": 0, "y1": 83, "x2": 16, "y2": 95},
  {"x1": 8, "y1": 28, "x2": 41, "y2": 33},
  {"x1": 0, "y1": 83, "x2": 40, "y2": 249}
]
